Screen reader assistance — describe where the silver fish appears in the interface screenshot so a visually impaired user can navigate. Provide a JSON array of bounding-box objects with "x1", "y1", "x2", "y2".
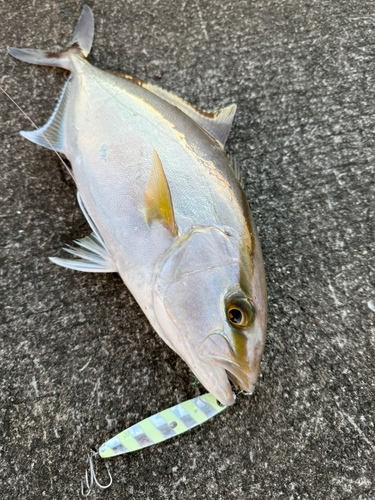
[{"x1": 8, "y1": 5, "x2": 267, "y2": 406}]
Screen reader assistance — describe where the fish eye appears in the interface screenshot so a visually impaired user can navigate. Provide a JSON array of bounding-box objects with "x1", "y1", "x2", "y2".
[{"x1": 225, "y1": 294, "x2": 255, "y2": 329}]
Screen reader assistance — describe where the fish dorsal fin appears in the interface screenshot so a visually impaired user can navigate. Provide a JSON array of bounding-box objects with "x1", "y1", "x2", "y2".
[
  {"x1": 20, "y1": 77, "x2": 71, "y2": 153},
  {"x1": 115, "y1": 74, "x2": 236, "y2": 148},
  {"x1": 142, "y1": 82, "x2": 236, "y2": 147},
  {"x1": 49, "y1": 192, "x2": 117, "y2": 273},
  {"x1": 144, "y1": 150, "x2": 177, "y2": 236},
  {"x1": 229, "y1": 154, "x2": 244, "y2": 188}
]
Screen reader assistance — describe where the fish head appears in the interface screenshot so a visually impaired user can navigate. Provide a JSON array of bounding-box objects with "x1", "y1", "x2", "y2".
[{"x1": 153, "y1": 226, "x2": 267, "y2": 406}]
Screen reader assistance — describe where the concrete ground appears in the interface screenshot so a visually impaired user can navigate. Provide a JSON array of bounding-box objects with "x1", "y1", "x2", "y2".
[{"x1": 1, "y1": 1, "x2": 374, "y2": 498}]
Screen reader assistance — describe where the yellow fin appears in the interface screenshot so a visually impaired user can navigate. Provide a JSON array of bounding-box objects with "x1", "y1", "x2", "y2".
[{"x1": 144, "y1": 150, "x2": 177, "y2": 235}]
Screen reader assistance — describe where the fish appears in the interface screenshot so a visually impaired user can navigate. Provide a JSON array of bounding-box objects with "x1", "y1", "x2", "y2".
[{"x1": 8, "y1": 5, "x2": 267, "y2": 406}]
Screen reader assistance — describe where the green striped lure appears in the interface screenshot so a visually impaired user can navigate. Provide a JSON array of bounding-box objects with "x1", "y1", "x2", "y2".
[
  {"x1": 99, "y1": 393, "x2": 226, "y2": 458},
  {"x1": 81, "y1": 394, "x2": 226, "y2": 496}
]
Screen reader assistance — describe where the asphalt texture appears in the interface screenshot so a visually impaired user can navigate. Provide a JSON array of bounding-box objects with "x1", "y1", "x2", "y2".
[{"x1": 1, "y1": 1, "x2": 374, "y2": 499}]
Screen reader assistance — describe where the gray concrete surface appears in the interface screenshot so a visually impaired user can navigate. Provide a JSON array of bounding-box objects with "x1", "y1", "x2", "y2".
[{"x1": 1, "y1": 1, "x2": 374, "y2": 498}]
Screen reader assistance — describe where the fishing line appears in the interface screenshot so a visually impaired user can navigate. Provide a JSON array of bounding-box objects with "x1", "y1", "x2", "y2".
[{"x1": 0, "y1": 85, "x2": 75, "y2": 181}]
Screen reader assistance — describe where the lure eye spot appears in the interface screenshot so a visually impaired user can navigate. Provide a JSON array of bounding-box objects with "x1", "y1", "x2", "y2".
[{"x1": 169, "y1": 421, "x2": 177, "y2": 428}]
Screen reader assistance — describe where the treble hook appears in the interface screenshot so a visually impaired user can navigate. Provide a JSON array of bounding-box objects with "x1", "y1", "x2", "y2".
[
  {"x1": 236, "y1": 389, "x2": 252, "y2": 397},
  {"x1": 81, "y1": 450, "x2": 113, "y2": 497}
]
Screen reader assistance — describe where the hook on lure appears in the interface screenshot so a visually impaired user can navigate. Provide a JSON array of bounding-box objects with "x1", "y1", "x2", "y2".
[{"x1": 81, "y1": 451, "x2": 112, "y2": 497}]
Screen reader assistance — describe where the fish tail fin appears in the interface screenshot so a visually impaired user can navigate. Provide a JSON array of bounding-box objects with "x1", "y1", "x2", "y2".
[{"x1": 7, "y1": 5, "x2": 94, "y2": 71}]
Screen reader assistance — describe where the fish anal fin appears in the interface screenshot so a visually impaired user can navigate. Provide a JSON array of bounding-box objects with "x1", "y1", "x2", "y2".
[
  {"x1": 145, "y1": 150, "x2": 177, "y2": 236},
  {"x1": 113, "y1": 73, "x2": 236, "y2": 148},
  {"x1": 20, "y1": 77, "x2": 71, "y2": 153}
]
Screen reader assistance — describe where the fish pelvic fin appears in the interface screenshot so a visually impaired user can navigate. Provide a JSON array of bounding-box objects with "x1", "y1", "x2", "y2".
[
  {"x1": 7, "y1": 5, "x2": 94, "y2": 71},
  {"x1": 145, "y1": 150, "x2": 177, "y2": 236},
  {"x1": 50, "y1": 192, "x2": 117, "y2": 273},
  {"x1": 20, "y1": 77, "x2": 71, "y2": 153},
  {"x1": 49, "y1": 234, "x2": 116, "y2": 273}
]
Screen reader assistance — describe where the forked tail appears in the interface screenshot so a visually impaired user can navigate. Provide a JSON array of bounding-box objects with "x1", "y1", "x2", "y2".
[{"x1": 7, "y1": 4, "x2": 94, "y2": 71}]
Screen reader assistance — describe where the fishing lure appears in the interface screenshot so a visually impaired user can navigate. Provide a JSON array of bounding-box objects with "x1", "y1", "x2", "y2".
[
  {"x1": 99, "y1": 392, "x2": 225, "y2": 458},
  {"x1": 8, "y1": 5, "x2": 267, "y2": 407},
  {"x1": 81, "y1": 393, "x2": 227, "y2": 496}
]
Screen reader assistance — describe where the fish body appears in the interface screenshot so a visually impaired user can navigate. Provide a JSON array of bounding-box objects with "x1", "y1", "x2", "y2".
[{"x1": 8, "y1": 6, "x2": 267, "y2": 406}]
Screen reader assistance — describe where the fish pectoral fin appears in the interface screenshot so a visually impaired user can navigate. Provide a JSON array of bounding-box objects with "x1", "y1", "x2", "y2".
[
  {"x1": 8, "y1": 5, "x2": 94, "y2": 70},
  {"x1": 49, "y1": 192, "x2": 117, "y2": 273},
  {"x1": 144, "y1": 150, "x2": 177, "y2": 236},
  {"x1": 20, "y1": 77, "x2": 71, "y2": 153},
  {"x1": 122, "y1": 76, "x2": 236, "y2": 147}
]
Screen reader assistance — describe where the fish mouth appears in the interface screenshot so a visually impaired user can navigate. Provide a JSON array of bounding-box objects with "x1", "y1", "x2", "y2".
[
  {"x1": 198, "y1": 330, "x2": 256, "y2": 399},
  {"x1": 225, "y1": 370, "x2": 254, "y2": 394},
  {"x1": 207, "y1": 354, "x2": 255, "y2": 395}
]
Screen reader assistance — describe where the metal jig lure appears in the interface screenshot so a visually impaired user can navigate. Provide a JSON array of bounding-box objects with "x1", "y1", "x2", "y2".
[{"x1": 80, "y1": 393, "x2": 227, "y2": 495}]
